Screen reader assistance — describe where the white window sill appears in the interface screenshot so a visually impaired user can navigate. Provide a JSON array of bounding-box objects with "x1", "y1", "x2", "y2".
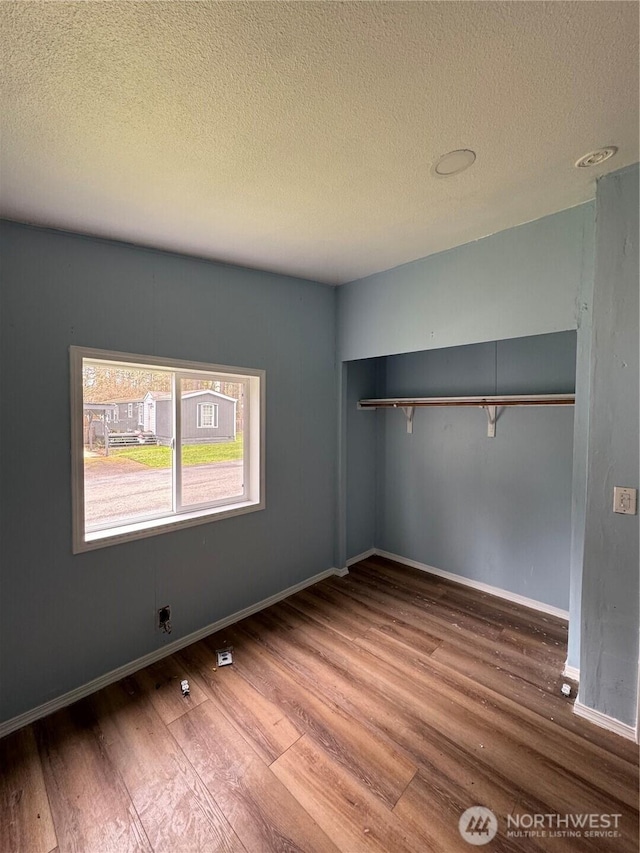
[{"x1": 75, "y1": 498, "x2": 264, "y2": 553}]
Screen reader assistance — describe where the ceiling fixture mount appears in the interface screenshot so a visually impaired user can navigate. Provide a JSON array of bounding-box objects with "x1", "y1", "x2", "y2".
[
  {"x1": 575, "y1": 146, "x2": 618, "y2": 168},
  {"x1": 434, "y1": 148, "x2": 476, "y2": 177}
]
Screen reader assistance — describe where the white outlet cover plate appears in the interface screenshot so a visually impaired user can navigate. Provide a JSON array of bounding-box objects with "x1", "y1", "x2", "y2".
[{"x1": 613, "y1": 486, "x2": 637, "y2": 515}]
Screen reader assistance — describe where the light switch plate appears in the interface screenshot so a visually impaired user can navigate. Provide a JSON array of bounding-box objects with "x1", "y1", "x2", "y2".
[{"x1": 613, "y1": 487, "x2": 637, "y2": 515}]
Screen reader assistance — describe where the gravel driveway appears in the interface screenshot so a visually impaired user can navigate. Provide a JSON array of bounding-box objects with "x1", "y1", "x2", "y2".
[{"x1": 84, "y1": 458, "x2": 243, "y2": 525}]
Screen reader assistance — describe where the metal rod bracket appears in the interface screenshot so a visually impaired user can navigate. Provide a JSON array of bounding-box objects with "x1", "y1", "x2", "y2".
[
  {"x1": 485, "y1": 405, "x2": 497, "y2": 438},
  {"x1": 401, "y1": 406, "x2": 415, "y2": 434}
]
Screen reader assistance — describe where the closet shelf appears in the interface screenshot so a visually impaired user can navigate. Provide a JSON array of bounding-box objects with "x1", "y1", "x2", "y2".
[{"x1": 357, "y1": 394, "x2": 575, "y2": 437}]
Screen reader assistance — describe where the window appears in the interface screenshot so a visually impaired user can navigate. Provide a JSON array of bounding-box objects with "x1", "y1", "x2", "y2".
[
  {"x1": 71, "y1": 347, "x2": 265, "y2": 553},
  {"x1": 197, "y1": 402, "x2": 219, "y2": 429}
]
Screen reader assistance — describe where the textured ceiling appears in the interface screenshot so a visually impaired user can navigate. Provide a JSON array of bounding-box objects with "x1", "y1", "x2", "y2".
[{"x1": 1, "y1": 2, "x2": 638, "y2": 284}]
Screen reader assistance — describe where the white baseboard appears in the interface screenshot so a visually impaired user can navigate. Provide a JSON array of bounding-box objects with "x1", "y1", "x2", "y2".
[
  {"x1": 346, "y1": 548, "x2": 376, "y2": 567},
  {"x1": 373, "y1": 550, "x2": 570, "y2": 621},
  {"x1": 0, "y1": 566, "x2": 345, "y2": 740},
  {"x1": 573, "y1": 700, "x2": 636, "y2": 742},
  {"x1": 334, "y1": 566, "x2": 350, "y2": 577},
  {"x1": 563, "y1": 662, "x2": 580, "y2": 681}
]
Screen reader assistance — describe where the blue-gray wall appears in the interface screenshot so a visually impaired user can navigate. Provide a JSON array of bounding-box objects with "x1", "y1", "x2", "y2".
[
  {"x1": 344, "y1": 358, "x2": 381, "y2": 562},
  {"x1": 580, "y1": 165, "x2": 639, "y2": 726},
  {"x1": 338, "y1": 205, "x2": 593, "y2": 362},
  {"x1": 373, "y1": 335, "x2": 576, "y2": 610},
  {"x1": 0, "y1": 222, "x2": 337, "y2": 724},
  {"x1": 567, "y1": 219, "x2": 596, "y2": 671}
]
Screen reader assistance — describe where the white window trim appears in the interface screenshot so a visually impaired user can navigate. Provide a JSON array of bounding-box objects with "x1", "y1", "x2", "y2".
[
  {"x1": 197, "y1": 402, "x2": 219, "y2": 429},
  {"x1": 70, "y1": 346, "x2": 265, "y2": 553},
  {"x1": 127, "y1": 403, "x2": 133, "y2": 418}
]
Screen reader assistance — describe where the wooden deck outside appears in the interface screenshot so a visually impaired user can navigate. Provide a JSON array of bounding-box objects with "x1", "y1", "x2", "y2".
[{"x1": 1, "y1": 556, "x2": 638, "y2": 852}]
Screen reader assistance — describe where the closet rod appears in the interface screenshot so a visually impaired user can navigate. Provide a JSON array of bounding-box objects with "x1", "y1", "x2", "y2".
[{"x1": 358, "y1": 394, "x2": 575, "y2": 409}]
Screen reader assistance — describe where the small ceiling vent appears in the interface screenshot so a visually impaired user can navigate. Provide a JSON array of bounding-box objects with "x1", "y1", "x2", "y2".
[
  {"x1": 434, "y1": 149, "x2": 476, "y2": 177},
  {"x1": 575, "y1": 147, "x2": 618, "y2": 168}
]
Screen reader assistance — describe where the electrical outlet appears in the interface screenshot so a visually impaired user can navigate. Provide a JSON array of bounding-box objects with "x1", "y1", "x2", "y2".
[
  {"x1": 216, "y1": 647, "x2": 233, "y2": 666},
  {"x1": 158, "y1": 605, "x2": 172, "y2": 633},
  {"x1": 613, "y1": 487, "x2": 637, "y2": 515}
]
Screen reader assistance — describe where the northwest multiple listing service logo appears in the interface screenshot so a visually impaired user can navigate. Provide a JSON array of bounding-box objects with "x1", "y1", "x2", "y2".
[
  {"x1": 458, "y1": 807, "x2": 498, "y2": 845},
  {"x1": 459, "y1": 806, "x2": 623, "y2": 845}
]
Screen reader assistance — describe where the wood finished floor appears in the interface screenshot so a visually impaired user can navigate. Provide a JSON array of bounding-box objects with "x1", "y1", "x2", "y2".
[{"x1": 1, "y1": 556, "x2": 638, "y2": 853}]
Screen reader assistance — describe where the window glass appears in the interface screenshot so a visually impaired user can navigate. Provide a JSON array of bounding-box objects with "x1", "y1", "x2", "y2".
[
  {"x1": 71, "y1": 348, "x2": 264, "y2": 552},
  {"x1": 181, "y1": 380, "x2": 243, "y2": 509},
  {"x1": 82, "y1": 365, "x2": 172, "y2": 529}
]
